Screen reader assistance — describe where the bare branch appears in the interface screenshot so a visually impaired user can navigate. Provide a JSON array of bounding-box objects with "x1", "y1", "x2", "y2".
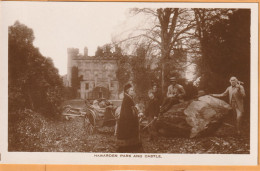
[{"x1": 168, "y1": 9, "x2": 179, "y2": 39}]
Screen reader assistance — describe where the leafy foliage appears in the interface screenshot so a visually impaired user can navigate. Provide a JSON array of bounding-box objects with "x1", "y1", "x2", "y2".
[
  {"x1": 71, "y1": 66, "x2": 83, "y2": 98},
  {"x1": 95, "y1": 46, "x2": 104, "y2": 57},
  {"x1": 163, "y1": 47, "x2": 188, "y2": 90},
  {"x1": 62, "y1": 87, "x2": 76, "y2": 100},
  {"x1": 131, "y1": 46, "x2": 152, "y2": 102},
  {"x1": 192, "y1": 9, "x2": 250, "y2": 94},
  {"x1": 8, "y1": 21, "x2": 64, "y2": 115},
  {"x1": 194, "y1": 9, "x2": 250, "y2": 95},
  {"x1": 95, "y1": 44, "x2": 114, "y2": 57},
  {"x1": 116, "y1": 55, "x2": 131, "y2": 93}
]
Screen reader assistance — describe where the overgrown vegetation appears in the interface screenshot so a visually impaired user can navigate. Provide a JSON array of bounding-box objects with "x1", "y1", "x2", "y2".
[
  {"x1": 8, "y1": 21, "x2": 64, "y2": 116},
  {"x1": 196, "y1": 9, "x2": 250, "y2": 94}
]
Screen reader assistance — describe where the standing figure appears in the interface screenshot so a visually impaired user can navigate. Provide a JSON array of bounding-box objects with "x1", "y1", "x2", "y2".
[
  {"x1": 211, "y1": 76, "x2": 246, "y2": 135},
  {"x1": 117, "y1": 83, "x2": 142, "y2": 152},
  {"x1": 151, "y1": 83, "x2": 162, "y2": 105},
  {"x1": 160, "y1": 77, "x2": 186, "y2": 114},
  {"x1": 145, "y1": 90, "x2": 160, "y2": 140}
]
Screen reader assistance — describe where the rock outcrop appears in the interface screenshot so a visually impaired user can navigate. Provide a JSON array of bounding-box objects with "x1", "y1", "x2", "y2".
[{"x1": 156, "y1": 95, "x2": 232, "y2": 138}]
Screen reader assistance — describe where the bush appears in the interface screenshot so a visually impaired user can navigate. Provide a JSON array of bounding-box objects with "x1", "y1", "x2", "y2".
[{"x1": 8, "y1": 21, "x2": 64, "y2": 116}]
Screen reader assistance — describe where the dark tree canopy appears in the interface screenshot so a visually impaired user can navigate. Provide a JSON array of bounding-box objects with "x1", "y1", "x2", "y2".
[
  {"x1": 70, "y1": 66, "x2": 83, "y2": 98},
  {"x1": 8, "y1": 21, "x2": 64, "y2": 115},
  {"x1": 204, "y1": 9, "x2": 250, "y2": 93},
  {"x1": 131, "y1": 46, "x2": 152, "y2": 102},
  {"x1": 95, "y1": 44, "x2": 114, "y2": 57},
  {"x1": 95, "y1": 46, "x2": 104, "y2": 57},
  {"x1": 116, "y1": 55, "x2": 131, "y2": 93}
]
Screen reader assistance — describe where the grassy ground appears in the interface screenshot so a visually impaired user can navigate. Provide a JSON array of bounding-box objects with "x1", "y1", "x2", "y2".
[{"x1": 8, "y1": 100, "x2": 250, "y2": 153}]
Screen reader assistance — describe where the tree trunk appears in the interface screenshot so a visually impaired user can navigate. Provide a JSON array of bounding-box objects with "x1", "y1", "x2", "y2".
[{"x1": 161, "y1": 62, "x2": 165, "y2": 95}]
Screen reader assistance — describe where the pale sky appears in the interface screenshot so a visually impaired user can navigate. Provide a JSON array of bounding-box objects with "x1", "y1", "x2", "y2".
[
  {"x1": 2, "y1": 2, "x2": 130, "y2": 75},
  {"x1": 2, "y1": 2, "x2": 256, "y2": 76}
]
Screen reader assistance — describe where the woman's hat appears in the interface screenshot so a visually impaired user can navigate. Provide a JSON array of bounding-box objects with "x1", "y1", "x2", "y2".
[{"x1": 124, "y1": 83, "x2": 132, "y2": 92}]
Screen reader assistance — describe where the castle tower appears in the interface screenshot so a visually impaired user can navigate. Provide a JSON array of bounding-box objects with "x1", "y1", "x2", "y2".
[
  {"x1": 67, "y1": 48, "x2": 79, "y2": 87},
  {"x1": 84, "y1": 47, "x2": 88, "y2": 57}
]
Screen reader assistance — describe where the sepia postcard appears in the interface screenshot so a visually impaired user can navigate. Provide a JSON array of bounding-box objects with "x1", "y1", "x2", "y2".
[{"x1": 0, "y1": 1, "x2": 258, "y2": 165}]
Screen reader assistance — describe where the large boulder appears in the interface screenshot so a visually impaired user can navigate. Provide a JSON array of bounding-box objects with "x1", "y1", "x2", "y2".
[{"x1": 156, "y1": 95, "x2": 232, "y2": 138}]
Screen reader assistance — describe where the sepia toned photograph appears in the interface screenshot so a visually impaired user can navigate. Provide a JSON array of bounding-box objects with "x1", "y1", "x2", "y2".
[{"x1": 0, "y1": 1, "x2": 258, "y2": 165}]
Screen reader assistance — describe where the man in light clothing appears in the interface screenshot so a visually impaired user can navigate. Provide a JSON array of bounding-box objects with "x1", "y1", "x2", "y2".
[
  {"x1": 160, "y1": 77, "x2": 186, "y2": 114},
  {"x1": 211, "y1": 76, "x2": 246, "y2": 135}
]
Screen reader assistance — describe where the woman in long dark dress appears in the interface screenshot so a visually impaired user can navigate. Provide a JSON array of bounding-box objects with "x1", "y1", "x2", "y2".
[{"x1": 116, "y1": 84, "x2": 142, "y2": 153}]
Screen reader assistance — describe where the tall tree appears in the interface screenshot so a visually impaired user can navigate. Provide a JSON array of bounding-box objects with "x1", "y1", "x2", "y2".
[
  {"x1": 193, "y1": 8, "x2": 233, "y2": 90},
  {"x1": 204, "y1": 9, "x2": 250, "y2": 93},
  {"x1": 95, "y1": 46, "x2": 104, "y2": 57},
  {"x1": 8, "y1": 21, "x2": 63, "y2": 115},
  {"x1": 95, "y1": 44, "x2": 114, "y2": 57},
  {"x1": 115, "y1": 8, "x2": 196, "y2": 93},
  {"x1": 71, "y1": 66, "x2": 82, "y2": 98},
  {"x1": 116, "y1": 55, "x2": 131, "y2": 93},
  {"x1": 131, "y1": 45, "x2": 151, "y2": 102}
]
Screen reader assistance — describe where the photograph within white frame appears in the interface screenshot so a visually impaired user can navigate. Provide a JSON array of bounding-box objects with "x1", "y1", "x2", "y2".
[{"x1": 0, "y1": 1, "x2": 258, "y2": 165}]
